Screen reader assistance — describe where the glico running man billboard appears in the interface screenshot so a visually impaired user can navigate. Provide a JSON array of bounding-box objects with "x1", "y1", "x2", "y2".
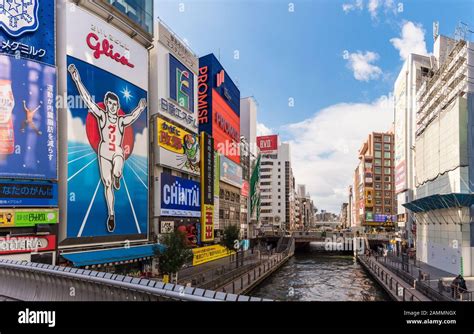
[
  {"x1": 0, "y1": 54, "x2": 57, "y2": 180},
  {"x1": 0, "y1": 0, "x2": 56, "y2": 65},
  {"x1": 198, "y1": 53, "x2": 240, "y2": 164},
  {"x1": 65, "y1": 4, "x2": 148, "y2": 242}
]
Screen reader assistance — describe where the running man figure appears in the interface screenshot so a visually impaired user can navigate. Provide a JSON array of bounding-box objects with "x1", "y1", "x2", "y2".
[
  {"x1": 68, "y1": 64, "x2": 147, "y2": 233},
  {"x1": 21, "y1": 100, "x2": 42, "y2": 135}
]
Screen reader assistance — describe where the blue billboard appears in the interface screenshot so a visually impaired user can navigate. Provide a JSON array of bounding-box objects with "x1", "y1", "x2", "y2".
[
  {"x1": 0, "y1": 0, "x2": 55, "y2": 65},
  {"x1": 161, "y1": 173, "x2": 200, "y2": 217},
  {"x1": 0, "y1": 54, "x2": 57, "y2": 180},
  {"x1": 0, "y1": 180, "x2": 58, "y2": 207},
  {"x1": 66, "y1": 56, "x2": 148, "y2": 239},
  {"x1": 169, "y1": 54, "x2": 194, "y2": 113}
]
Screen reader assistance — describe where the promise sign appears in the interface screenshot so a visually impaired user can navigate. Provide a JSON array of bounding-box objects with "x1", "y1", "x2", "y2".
[{"x1": 200, "y1": 132, "x2": 214, "y2": 242}]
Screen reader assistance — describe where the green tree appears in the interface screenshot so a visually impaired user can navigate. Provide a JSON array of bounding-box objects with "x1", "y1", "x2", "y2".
[
  {"x1": 153, "y1": 230, "x2": 193, "y2": 283},
  {"x1": 221, "y1": 225, "x2": 241, "y2": 268}
]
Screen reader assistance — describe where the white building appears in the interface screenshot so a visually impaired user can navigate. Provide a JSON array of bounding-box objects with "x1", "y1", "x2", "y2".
[
  {"x1": 260, "y1": 142, "x2": 296, "y2": 231},
  {"x1": 394, "y1": 53, "x2": 431, "y2": 247},
  {"x1": 404, "y1": 34, "x2": 474, "y2": 275},
  {"x1": 240, "y1": 97, "x2": 258, "y2": 158}
]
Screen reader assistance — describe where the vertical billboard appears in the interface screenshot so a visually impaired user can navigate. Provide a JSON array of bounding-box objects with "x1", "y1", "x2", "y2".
[
  {"x1": 198, "y1": 54, "x2": 240, "y2": 164},
  {"x1": 257, "y1": 135, "x2": 278, "y2": 154},
  {"x1": 200, "y1": 132, "x2": 214, "y2": 242},
  {"x1": 213, "y1": 151, "x2": 220, "y2": 229},
  {"x1": 65, "y1": 4, "x2": 148, "y2": 241},
  {"x1": 0, "y1": 0, "x2": 55, "y2": 65},
  {"x1": 0, "y1": 55, "x2": 57, "y2": 179},
  {"x1": 156, "y1": 118, "x2": 200, "y2": 175}
]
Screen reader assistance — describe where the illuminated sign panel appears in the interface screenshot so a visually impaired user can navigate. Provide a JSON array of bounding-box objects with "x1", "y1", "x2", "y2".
[
  {"x1": 200, "y1": 132, "x2": 214, "y2": 242},
  {"x1": 257, "y1": 135, "x2": 278, "y2": 153},
  {"x1": 198, "y1": 54, "x2": 240, "y2": 164}
]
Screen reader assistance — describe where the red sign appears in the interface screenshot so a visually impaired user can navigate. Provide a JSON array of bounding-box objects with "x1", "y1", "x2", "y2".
[
  {"x1": 0, "y1": 235, "x2": 56, "y2": 255},
  {"x1": 212, "y1": 89, "x2": 240, "y2": 164},
  {"x1": 241, "y1": 181, "x2": 249, "y2": 197},
  {"x1": 86, "y1": 33, "x2": 135, "y2": 68},
  {"x1": 257, "y1": 135, "x2": 278, "y2": 152}
]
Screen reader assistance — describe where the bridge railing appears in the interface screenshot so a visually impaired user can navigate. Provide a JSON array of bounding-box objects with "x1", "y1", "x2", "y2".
[{"x1": 0, "y1": 259, "x2": 270, "y2": 302}]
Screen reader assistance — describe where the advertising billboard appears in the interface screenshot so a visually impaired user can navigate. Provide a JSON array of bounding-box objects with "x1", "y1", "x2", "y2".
[
  {"x1": 0, "y1": 55, "x2": 57, "y2": 180},
  {"x1": 257, "y1": 135, "x2": 278, "y2": 153},
  {"x1": 200, "y1": 132, "x2": 214, "y2": 242},
  {"x1": 160, "y1": 218, "x2": 200, "y2": 247},
  {"x1": 169, "y1": 54, "x2": 194, "y2": 113},
  {"x1": 0, "y1": 0, "x2": 55, "y2": 65},
  {"x1": 0, "y1": 180, "x2": 58, "y2": 207},
  {"x1": 241, "y1": 180, "x2": 250, "y2": 197},
  {"x1": 157, "y1": 118, "x2": 200, "y2": 175},
  {"x1": 213, "y1": 151, "x2": 220, "y2": 229},
  {"x1": 220, "y1": 155, "x2": 243, "y2": 188},
  {"x1": 198, "y1": 54, "x2": 241, "y2": 164},
  {"x1": 160, "y1": 173, "x2": 200, "y2": 217},
  {"x1": 192, "y1": 244, "x2": 234, "y2": 266},
  {"x1": 0, "y1": 208, "x2": 58, "y2": 228},
  {"x1": 0, "y1": 234, "x2": 56, "y2": 255},
  {"x1": 66, "y1": 5, "x2": 148, "y2": 241}
]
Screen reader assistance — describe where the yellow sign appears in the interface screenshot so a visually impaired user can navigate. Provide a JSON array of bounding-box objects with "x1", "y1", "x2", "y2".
[
  {"x1": 157, "y1": 118, "x2": 193, "y2": 154},
  {"x1": 162, "y1": 274, "x2": 169, "y2": 284},
  {"x1": 201, "y1": 204, "x2": 214, "y2": 242},
  {"x1": 365, "y1": 188, "x2": 374, "y2": 207},
  {"x1": 0, "y1": 210, "x2": 14, "y2": 227},
  {"x1": 192, "y1": 245, "x2": 234, "y2": 266}
]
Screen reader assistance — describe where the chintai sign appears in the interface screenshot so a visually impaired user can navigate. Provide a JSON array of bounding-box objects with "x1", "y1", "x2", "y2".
[{"x1": 160, "y1": 173, "x2": 200, "y2": 217}]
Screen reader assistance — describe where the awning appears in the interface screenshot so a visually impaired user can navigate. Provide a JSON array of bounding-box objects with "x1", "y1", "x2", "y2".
[
  {"x1": 61, "y1": 244, "x2": 164, "y2": 267},
  {"x1": 403, "y1": 194, "x2": 474, "y2": 213}
]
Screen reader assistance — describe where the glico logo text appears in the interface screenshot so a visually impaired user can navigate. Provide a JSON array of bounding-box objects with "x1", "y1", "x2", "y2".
[{"x1": 86, "y1": 33, "x2": 135, "y2": 68}]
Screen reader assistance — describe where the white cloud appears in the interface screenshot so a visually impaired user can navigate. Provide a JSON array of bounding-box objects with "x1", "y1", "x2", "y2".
[
  {"x1": 344, "y1": 51, "x2": 383, "y2": 82},
  {"x1": 257, "y1": 122, "x2": 273, "y2": 136},
  {"x1": 133, "y1": 130, "x2": 148, "y2": 157},
  {"x1": 390, "y1": 21, "x2": 429, "y2": 60},
  {"x1": 368, "y1": 0, "x2": 379, "y2": 18},
  {"x1": 283, "y1": 95, "x2": 394, "y2": 212},
  {"x1": 342, "y1": 0, "x2": 363, "y2": 13}
]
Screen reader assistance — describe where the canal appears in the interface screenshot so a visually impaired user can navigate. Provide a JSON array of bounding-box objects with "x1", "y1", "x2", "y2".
[{"x1": 250, "y1": 245, "x2": 390, "y2": 301}]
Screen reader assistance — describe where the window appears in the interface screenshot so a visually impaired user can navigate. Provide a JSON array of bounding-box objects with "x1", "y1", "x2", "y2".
[
  {"x1": 375, "y1": 207, "x2": 382, "y2": 213},
  {"x1": 278, "y1": 210, "x2": 281, "y2": 213},
  {"x1": 384, "y1": 183, "x2": 391, "y2": 190},
  {"x1": 278, "y1": 189, "x2": 281, "y2": 192},
  {"x1": 384, "y1": 160, "x2": 391, "y2": 167},
  {"x1": 374, "y1": 151, "x2": 382, "y2": 158},
  {"x1": 261, "y1": 181, "x2": 271, "y2": 186},
  {"x1": 384, "y1": 176, "x2": 391, "y2": 182},
  {"x1": 220, "y1": 189, "x2": 224, "y2": 199},
  {"x1": 384, "y1": 144, "x2": 391, "y2": 151},
  {"x1": 375, "y1": 199, "x2": 382, "y2": 205},
  {"x1": 278, "y1": 175, "x2": 281, "y2": 179},
  {"x1": 374, "y1": 159, "x2": 381, "y2": 166},
  {"x1": 384, "y1": 135, "x2": 391, "y2": 143},
  {"x1": 374, "y1": 136, "x2": 382, "y2": 142},
  {"x1": 374, "y1": 175, "x2": 381, "y2": 182},
  {"x1": 384, "y1": 168, "x2": 391, "y2": 175},
  {"x1": 384, "y1": 208, "x2": 391, "y2": 214},
  {"x1": 384, "y1": 199, "x2": 391, "y2": 205},
  {"x1": 385, "y1": 191, "x2": 391, "y2": 197},
  {"x1": 278, "y1": 168, "x2": 281, "y2": 172},
  {"x1": 278, "y1": 195, "x2": 281, "y2": 199},
  {"x1": 261, "y1": 175, "x2": 271, "y2": 179},
  {"x1": 278, "y1": 162, "x2": 281, "y2": 165},
  {"x1": 375, "y1": 191, "x2": 381, "y2": 198},
  {"x1": 375, "y1": 183, "x2": 381, "y2": 190},
  {"x1": 278, "y1": 182, "x2": 281, "y2": 186},
  {"x1": 374, "y1": 167, "x2": 382, "y2": 174},
  {"x1": 374, "y1": 143, "x2": 382, "y2": 150},
  {"x1": 219, "y1": 209, "x2": 224, "y2": 219},
  {"x1": 384, "y1": 152, "x2": 391, "y2": 159},
  {"x1": 278, "y1": 202, "x2": 281, "y2": 206}
]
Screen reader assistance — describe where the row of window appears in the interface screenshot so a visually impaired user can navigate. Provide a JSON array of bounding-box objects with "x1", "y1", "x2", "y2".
[
  {"x1": 219, "y1": 209, "x2": 240, "y2": 220},
  {"x1": 374, "y1": 135, "x2": 392, "y2": 143},
  {"x1": 374, "y1": 183, "x2": 392, "y2": 190},
  {"x1": 374, "y1": 151, "x2": 391, "y2": 159},
  {"x1": 219, "y1": 189, "x2": 240, "y2": 202},
  {"x1": 374, "y1": 143, "x2": 392, "y2": 151}
]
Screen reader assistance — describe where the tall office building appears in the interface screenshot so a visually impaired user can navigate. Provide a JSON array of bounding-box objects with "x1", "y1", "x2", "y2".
[
  {"x1": 353, "y1": 131, "x2": 397, "y2": 231},
  {"x1": 258, "y1": 139, "x2": 296, "y2": 231}
]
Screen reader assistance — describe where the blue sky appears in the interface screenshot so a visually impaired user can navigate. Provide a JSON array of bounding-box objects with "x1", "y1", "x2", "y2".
[{"x1": 155, "y1": 0, "x2": 473, "y2": 212}]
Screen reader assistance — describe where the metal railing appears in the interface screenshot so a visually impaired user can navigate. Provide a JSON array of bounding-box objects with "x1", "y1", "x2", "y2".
[{"x1": 359, "y1": 255, "x2": 422, "y2": 301}]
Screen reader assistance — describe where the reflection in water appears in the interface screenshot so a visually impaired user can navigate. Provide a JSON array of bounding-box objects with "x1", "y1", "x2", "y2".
[{"x1": 250, "y1": 246, "x2": 390, "y2": 301}]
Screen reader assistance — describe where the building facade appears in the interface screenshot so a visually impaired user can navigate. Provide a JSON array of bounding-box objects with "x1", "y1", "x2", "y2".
[
  {"x1": 404, "y1": 35, "x2": 474, "y2": 275},
  {"x1": 394, "y1": 53, "x2": 432, "y2": 248},
  {"x1": 353, "y1": 131, "x2": 397, "y2": 231}
]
